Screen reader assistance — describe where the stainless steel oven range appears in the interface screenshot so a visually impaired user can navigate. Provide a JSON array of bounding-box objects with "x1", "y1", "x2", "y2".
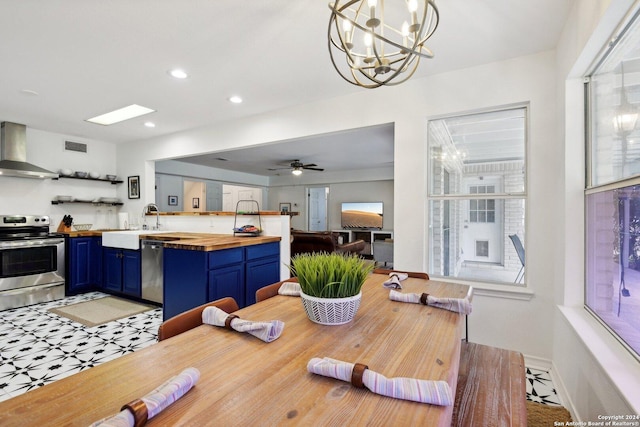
[{"x1": 0, "y1": 215, "x2": 65, "y2": 311}]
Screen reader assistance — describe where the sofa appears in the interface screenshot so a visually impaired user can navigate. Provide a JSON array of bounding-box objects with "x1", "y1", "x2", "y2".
[{"x1": 290, "y1": 230, "x2": 365, "y2": 257}]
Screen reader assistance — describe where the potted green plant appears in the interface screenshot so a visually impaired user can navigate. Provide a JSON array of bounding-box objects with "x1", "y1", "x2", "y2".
[{"x1": 290, "y1": 252, "x2": 374, "y2": 325}]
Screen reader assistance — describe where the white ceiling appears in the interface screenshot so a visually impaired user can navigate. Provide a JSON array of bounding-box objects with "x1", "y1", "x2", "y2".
[{"x1": 0, "y1": 0, "x2": 574, "y2": 176}]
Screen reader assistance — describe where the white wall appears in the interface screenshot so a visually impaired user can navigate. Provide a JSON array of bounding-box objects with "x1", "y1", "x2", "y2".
[{"x1": 0, "y1": 127, "x2": 119, "y2": 229}]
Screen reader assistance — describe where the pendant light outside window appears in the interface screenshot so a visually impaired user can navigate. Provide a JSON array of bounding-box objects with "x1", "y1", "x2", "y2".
[
  {"x1": 328, "y1": 0, "x2": 439, "y2": 88},
  {"x1": 613, "y1": 61, "x2": 638, "y2": 136}
]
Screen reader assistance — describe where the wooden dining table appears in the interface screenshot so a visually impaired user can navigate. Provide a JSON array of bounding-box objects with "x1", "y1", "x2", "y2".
[{"x1": 0, "y1": 273, "x2": 469, "y2": 426}]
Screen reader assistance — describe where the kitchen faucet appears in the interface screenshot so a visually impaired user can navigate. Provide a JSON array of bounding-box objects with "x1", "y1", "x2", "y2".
[{"x1": 142, "y1": 203, "x2": 160, "y2": 230}]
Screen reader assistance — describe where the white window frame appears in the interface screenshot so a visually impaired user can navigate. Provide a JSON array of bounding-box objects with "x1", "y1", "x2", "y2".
[{"x1": 426, "y1": 105, "x2": 529, "y2": 288}]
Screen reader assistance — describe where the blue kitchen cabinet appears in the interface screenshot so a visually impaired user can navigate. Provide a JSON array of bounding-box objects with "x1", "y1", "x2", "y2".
[
  {"x1": 68, "y1": 237, "x2": 91, "y2": 294},
  {"x1": 163, "y1": 242, "x2": 280, "y2": 320},
  {"x1": 163, "y1": 249, "x2": 209, "y2": 320},
  {"x1": 90, "y1": 237, "x2": 103, "y2": 287},
  {"x1": 245, "y1": 242, "x2": 280, "y2": 306},
  {"x1": 68, "y1": 236, "x2": 103, "y2": 295},
  {"x1": 208, "y1": 247, "x2": 245, "y2": 305},
  {"x1": 103, "y1": 247, "x2": 141, "y2": 297}
]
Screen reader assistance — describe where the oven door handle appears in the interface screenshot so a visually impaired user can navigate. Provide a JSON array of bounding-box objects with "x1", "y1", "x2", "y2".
[
  {"x1": 0, "y1": 238, "x2": 65, "y2": 249},
  {"x1": 0, "y1": 281, "x2": 65, "y2": 296}
]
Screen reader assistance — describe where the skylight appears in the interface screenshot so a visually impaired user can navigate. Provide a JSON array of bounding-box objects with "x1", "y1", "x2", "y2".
[{"x1": 86, "y1": 104, "x2": 155, "y2": 126}]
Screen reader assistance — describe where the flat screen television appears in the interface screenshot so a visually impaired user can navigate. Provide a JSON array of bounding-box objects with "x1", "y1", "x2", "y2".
[{"x1": 341, "y1": 202, "x2": 383, "y2": 229}]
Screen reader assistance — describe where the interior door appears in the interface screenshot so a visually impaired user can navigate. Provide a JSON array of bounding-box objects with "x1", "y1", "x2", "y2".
[{"x1": 308, "y1": 187, "x2": 328, "y2": 231}]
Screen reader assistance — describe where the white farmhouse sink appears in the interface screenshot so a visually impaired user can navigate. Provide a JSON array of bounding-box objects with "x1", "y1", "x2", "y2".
[{"x1": 102, "y1": 230, "x2": 168, "y2": 250}]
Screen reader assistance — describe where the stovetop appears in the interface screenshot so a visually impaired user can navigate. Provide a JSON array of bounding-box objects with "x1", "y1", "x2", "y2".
[
  {"x1": 1, "y1": 214, "x2": 50, "y2": 228},
  {"x1": 0, "y1": 215, "x2": 54, "y2": 241}
]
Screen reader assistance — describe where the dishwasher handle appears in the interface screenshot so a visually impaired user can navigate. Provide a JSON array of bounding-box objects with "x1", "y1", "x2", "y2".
[{"x1": 141, "y1": 240, "x2": 164, "y2": 250}]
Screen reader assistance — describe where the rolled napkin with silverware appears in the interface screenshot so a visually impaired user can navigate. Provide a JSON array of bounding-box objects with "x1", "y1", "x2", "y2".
[
  {"x1": 382, "y1": 271, "x2": 409, "y2": 289},
  {"x1": 278, "y1": 281, "x2": 301, "y2": 296},
  {"x1": 90, "y1": 367, "x2": 200, "y2": 427},
  {"x1": 202, "y1": 306, "x2": 284, "y2": 342},
  {"x1": 307, "y1": 357, "x2": 453, "y2": 406},
  {"x1": 388, "y1": 288, "x2": 473, "y2": 315}
]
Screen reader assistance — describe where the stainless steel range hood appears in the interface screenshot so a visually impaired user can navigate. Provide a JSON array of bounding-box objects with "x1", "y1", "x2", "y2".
[{"x1": 0, "y1": 122, "x2": 58, "y2": 179}]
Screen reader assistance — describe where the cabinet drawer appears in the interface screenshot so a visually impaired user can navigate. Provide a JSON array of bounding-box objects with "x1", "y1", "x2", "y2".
[
  {"x1": 208, "y1": 247, "x2": 244, "y2": 269},
  {"x1": 245, "y1": 242, "x2": 279, "y2": 261}
]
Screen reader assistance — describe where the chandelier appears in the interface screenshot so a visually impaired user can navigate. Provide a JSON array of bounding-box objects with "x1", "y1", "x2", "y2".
[{"x1": 328, "y1": 0, "x2": 439, "y2": 88}]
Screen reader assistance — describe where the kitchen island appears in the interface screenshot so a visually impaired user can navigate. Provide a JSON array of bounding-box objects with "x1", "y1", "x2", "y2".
[
  {"x1": 143, "y1": 232, "x2": 282, "y2": 319},
  {"x1": 63, "y1": 230, "x2": 282, "y2": 316}
]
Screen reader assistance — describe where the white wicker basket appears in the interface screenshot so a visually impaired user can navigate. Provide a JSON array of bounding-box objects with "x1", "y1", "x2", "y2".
[{"x1": 300, "y1": 291, "x2": 362, "y2": 325}]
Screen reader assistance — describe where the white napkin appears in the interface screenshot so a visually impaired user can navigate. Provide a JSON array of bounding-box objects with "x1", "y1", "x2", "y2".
[
  {"x1": 307, "y1": 357, "x2": 453, "y2": 406},
  {"x1": 202, "y1": 306, "x2": 284, "y2": 342},
  {"x1": 278, "y1": 281, "x2": 301, "y2": 296},
  {"x1": 389, "y1": 288, "x2": 473, "y2": 315},
  {"x1": 382, "y1": 272, "x2": 409, "y2": 289},
  {"x1": 90, "y1": 367, "x2": 200, "y2": 427}
]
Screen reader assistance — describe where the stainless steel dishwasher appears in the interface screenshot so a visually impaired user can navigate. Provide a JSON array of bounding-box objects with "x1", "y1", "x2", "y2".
[{"x1": 141, "y1": 239, "x2": 163, "y2": 304}]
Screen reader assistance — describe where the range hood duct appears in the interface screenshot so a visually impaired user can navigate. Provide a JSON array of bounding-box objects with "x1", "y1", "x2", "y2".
[{"x1": 0, "y1": 122, "x2": 58, "y2": 179}]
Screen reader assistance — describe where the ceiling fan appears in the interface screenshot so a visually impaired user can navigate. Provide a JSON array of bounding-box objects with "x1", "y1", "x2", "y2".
[{"x1": 268, "y1": 160, "x2": 324, "y2": 175}]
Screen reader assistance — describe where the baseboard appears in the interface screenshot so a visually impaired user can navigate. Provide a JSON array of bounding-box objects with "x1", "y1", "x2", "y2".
[
  {"x1": 550, "y1": 360, "x2": 578, "y2": 422},
  {"x1": 523, "y1": 353, "x2": 552, "y2": 371}
]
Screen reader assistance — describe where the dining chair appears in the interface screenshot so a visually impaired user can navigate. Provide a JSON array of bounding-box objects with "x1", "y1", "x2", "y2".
[
  {"x1": 157, "y1": 297, "x2": 239, "y2": 341},
  {"x1": 373, "y1": 268, "x2": 430, "y2": 280},
  {"x1": 255, "y1": 277, "x2": 299, "y2": 303}
]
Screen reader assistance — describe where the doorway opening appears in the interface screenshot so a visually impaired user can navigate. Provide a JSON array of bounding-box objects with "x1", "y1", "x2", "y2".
[{"x1": 307, "y1": 187, "x2": 329, "y2": 231}]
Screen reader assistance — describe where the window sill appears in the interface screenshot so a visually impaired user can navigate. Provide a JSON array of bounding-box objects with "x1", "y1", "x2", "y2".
[
  {"x1": 432, "y1": 277, "x2": 534, "y2": 301},
  {"x1": 558, "y1": 306, "x2": 640, "y2": 413}
]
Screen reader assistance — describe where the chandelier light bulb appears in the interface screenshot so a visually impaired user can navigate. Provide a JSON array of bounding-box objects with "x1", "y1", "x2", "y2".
[{"x1": 366, "y1": 0, "x2": 380, "y2": 28}]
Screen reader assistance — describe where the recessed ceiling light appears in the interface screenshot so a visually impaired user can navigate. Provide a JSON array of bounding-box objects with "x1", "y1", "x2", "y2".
[
  {"x1": 86, "y1": 104, "x2": 155, "y2": 126},
  {"x1": 229, "y1": 95, "x2": 243, "y2": 104},
  {"x1": 144, "y1": 121, "x2": 156, "y2": 128},
  {"x1": 169, "y1": 69, "x2": 188, "y2": 79}
]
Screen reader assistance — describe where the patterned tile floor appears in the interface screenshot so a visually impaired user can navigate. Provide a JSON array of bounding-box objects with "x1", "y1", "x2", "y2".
[
  {"x1": 526, "y1": 366, "x2": 563, "y2": 406},
  {"x1": 1, "y1": 292, "x2": 562, "y2": 406},
  {"x1": 0, "y1": 292, "x2": 162, "y2": 402}
]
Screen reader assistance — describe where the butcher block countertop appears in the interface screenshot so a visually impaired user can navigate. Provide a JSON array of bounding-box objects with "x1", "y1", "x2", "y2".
[
  {"x1": 143, "y1": 232, "x2": 281, "y2": 251},
  {"x1": 61, "y1": 230, "x2": 280, "y2": 251},
  {"x1": 151, "y1": 211, "x2": 284, "y2": 216},
  {"x1": 59, "y1": 229, "x2": 119, "y2": 237}
]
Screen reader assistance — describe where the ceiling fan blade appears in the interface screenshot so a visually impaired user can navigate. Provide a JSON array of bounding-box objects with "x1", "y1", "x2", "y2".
[
  {"x1": 301, "y1": 163, "x2": 317, "y2": 167},
  {"x1": 303, "y1": 167, "x2": 324, "y2": 171}
]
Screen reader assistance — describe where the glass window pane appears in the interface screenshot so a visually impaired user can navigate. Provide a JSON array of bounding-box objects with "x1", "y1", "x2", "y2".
[
  {"x1": 478, "y1": 212, "x2": 486, "y2": 222},
  {"x1": 487, "y1": 211, "x2": 495, "y2": 223},
  {"x1": 478, "y1": 200, "x2": 486, "y2": 210},
  {"x1": 470, "y1": 200, "x2": 477, "y2": 210},
  {"x1": 586, "y1": 186, "x2": 640, "y2": 355},
  {"x1": 428, "y1": 198, "x2": 526, "y2": 284},
  {"x1": 589, "y1": 15, "x2": 640, "y2": 187},
  {"x1": 428, "y1": 108, "x2": 526, "y2": 196},
  {"x1": 487, "y1": 199, "x2": 495, "y2": 210}
]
